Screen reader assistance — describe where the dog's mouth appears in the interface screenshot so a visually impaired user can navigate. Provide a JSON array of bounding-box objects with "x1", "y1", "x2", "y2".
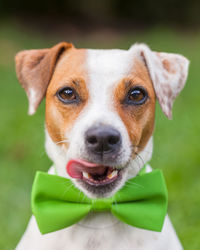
[{"x1": 66, "y1": 159, "x2": 122, "y2": 187}]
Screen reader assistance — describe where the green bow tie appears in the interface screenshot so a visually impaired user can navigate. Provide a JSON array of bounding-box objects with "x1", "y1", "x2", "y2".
[{"x1": 31, "y1": 169, "x2": 168, "y2": 234}]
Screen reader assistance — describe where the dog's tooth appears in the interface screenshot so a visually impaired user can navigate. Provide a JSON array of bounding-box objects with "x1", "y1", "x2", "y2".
[
  {"x1": 108, "y1": 170, "x2": 118, "y2": 179},
  {"x1": 83, "y1": 172, "x2": 89, "y2": 179}
]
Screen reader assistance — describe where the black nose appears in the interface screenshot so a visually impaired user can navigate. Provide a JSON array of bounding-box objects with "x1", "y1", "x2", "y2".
[{"x1": 85, "y1": 125, "x2": 121, "y2": 155}]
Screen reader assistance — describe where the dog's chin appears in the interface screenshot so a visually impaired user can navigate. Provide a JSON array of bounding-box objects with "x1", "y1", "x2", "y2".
[{"x1": 72, "y1": 165, "x2": 128, "y2": 199}]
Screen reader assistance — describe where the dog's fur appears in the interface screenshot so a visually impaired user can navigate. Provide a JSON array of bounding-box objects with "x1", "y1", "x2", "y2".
[{"x1": 15, "y1": 42, "x2": 189, "y2": 250}]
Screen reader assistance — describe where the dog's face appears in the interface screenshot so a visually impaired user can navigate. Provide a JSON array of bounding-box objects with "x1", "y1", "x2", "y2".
[{"x1": 15, "y1": 43, "x2": 189, "y2": 198}]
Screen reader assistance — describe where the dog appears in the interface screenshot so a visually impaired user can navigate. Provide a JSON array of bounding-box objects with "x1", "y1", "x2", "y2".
[{"x1": 15, "y1": 42, "x2": 189, "y2": 250}]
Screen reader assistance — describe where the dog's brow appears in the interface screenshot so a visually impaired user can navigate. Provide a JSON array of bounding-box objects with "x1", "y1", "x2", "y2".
[
  {"x1": 125, "y1": 80, "x2": 132, "y2": 90},
  {"x1": 72, "y1": 80, "x2": 80, "y2": 87},
  {"x1": 125, "y1": 79, "x2": 140, "y2": 90},
  {"x1": 60, "y1": 79, "x2": 80, "y2": 87}
]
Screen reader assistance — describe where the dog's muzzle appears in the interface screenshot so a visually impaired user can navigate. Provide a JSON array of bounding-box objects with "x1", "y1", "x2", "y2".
[{"x1": 66, "y1": 125, "x2": 126, "y2": 197}]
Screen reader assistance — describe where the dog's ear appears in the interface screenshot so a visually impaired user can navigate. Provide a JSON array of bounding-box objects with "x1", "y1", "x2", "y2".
[
  {"x1": 15, "y1": 42, "x2": 73, "y2": 115},
  {"x1": 133, "y1": 44, "x2": 189, "y2": 119}
]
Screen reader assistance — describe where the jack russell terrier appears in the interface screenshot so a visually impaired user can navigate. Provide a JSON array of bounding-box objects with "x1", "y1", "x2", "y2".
[{"x1": 15, "y1": 42, "x2": 189, "y2": 250}]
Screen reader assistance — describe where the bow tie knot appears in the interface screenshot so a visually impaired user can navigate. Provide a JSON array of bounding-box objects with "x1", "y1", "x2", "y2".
[{"x1": 91, "y1": 198, "x2": 112, "y2": 212}]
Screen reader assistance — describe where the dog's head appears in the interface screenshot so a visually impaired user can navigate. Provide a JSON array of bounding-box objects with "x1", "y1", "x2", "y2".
[{"x1": 15, "y1": 42, "x2": 189, "y2": 198}]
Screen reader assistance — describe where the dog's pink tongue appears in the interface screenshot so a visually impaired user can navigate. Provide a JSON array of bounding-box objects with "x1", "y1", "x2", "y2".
[{"x1": 66, "y1": 159, "x2": 103, "y2": 179}]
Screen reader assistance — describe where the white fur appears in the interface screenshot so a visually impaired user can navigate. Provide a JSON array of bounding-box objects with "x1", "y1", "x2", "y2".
[
  {"x1": 16, "y1": 45, "x2": 187, "y2": 249},
  {"x1": 28, "y1": 88, "x2": 37, "y2": 115}
]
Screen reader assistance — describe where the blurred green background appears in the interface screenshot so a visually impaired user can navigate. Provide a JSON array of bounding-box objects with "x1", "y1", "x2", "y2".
[{"x1": 0, "y1": 1, "x2": 200, "y2": 249}]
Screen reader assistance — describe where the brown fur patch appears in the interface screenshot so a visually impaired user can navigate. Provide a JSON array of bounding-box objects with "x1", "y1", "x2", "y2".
[
  {"x1": 162, "y1": 59, "x2": 176, "y2": 74},
  {"x1": 114, "y1": 59, "x2": 156, "y2": 154},
  {"x1": 15, "y1": 42, "x2": 73, "y2": 113},
  {"x1": 45, "y1": 48, "x2": 88, "y2": 144}
]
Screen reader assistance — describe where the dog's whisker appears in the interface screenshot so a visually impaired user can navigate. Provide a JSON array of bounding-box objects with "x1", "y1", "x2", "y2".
[
  {"x1": 80, "y1": 192, "x2": 87, "y2": 203},
  {"x1": 133, "y1": 156, "x2": 141, "y2": 172},
  {"x1": 130, "y1": 144, "x2": 152, "y2": 155},
  {"x1": 127, "y1": 154, "x2": 141, "y2": 173},
  {"x1": 60, "y1": 182, "x2": 74, "y2": 198},
  {"x1": 125, "y1": 181, "x2": 144, "y2": 189},
  {"x1": 113, "y1": 197, "x2": 118, "y2": 211},
  {"x1": 131, "y1": 144, "x2": 163, "y2": 160},
  {"x1": 135, "y1": 153, "x2": 145, "y2": 166},
  {"x1": 76, "y1": 190, "x2": 82, "y2": 202},
  {"x1": 56, "y1": 139, "x2": 69, "y2": 145}
]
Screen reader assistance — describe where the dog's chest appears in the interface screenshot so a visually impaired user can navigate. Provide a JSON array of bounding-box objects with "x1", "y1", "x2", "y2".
[
  {"x1": 60, "y1": 221, "x2": 166, "y2": 250},
  {"x1": 17, "y1": 213, "x2": 182, "y2": 250}
]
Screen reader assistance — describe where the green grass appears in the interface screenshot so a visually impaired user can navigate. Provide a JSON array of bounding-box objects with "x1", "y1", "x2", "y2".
[{"x1": 0, "y1": 20, "x2": 200, "y2": 249}]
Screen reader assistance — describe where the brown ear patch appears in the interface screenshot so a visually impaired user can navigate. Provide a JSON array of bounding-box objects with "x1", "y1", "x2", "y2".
[
  {"x1": 162, "y1": 59, "x2": 176, "y2": 74},
  {"x1": 15, "y1": 42, "x2": 73, "y2": 115}
]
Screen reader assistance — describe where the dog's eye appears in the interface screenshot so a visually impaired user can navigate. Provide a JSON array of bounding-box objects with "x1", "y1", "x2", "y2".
[
  {"x1": 57, "y1": 87, "x2": 78, "y2": 104},
  {"x1": 126, "y1": 87, "x2": 148, "y2": 105}
]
